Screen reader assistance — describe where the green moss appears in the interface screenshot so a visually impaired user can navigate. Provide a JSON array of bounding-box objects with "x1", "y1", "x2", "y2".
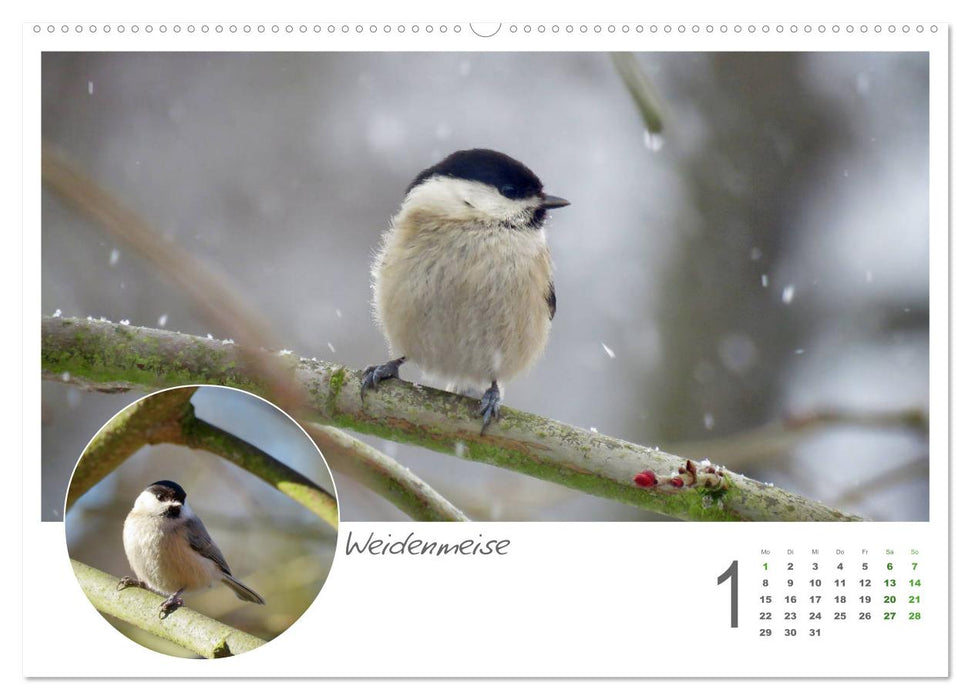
[
  {"x1": 327, "y1": 408, "x2": 741, "y2": 522},
  {"x1": 329, "y1": 367, "x2": 346, "y2": 394},
  {"x1": 43, "y1": 318, "x2": 779, "y2": 522},
  {"x1": 41, "y1": 322, "x2": 265, "y2": 394},
  {"x1": 327, "y1": 367, "x2": 347, "y2": 415}
]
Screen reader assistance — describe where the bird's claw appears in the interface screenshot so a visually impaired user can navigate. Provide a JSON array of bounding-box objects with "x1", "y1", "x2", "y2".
[
  {"x1": 159, "y1": 590, "x2": 185, "y2": 619},
  {"x1": 479, "y1": 382, "x2": 501, "y2": 435},
  {"x1": 360, "y1": 357, "x2": 406, "y2": 399},
  {"x1": 117, "y1": 576, "x2": 142, "y2": 591}
]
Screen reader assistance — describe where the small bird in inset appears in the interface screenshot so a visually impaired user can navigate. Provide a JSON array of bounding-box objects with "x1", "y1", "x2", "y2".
[
  {"x1": 362, "y1": 148, "x2": 569, "y2": 433},
  {"x1": 119, "y1": 480, "x2": 265, "y2": 617}
]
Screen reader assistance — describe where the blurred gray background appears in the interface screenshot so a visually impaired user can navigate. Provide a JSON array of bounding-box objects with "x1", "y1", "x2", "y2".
[
  {"x1": 42, "y1": 52, "x2": 930, "y2": 521},
  {"x1": 64, "y1": 386, "x2": 338, "y2": 656}
]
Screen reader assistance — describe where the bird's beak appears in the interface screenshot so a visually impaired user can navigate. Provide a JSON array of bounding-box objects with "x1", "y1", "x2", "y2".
[{"x1": 541, "y1": 194, "x2": 570, "y2": 209}]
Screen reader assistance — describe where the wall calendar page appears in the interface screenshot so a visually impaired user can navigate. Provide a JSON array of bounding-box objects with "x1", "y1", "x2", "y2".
[{"x1": 18, "y1": 5, "x2": 958, "y2": 695}]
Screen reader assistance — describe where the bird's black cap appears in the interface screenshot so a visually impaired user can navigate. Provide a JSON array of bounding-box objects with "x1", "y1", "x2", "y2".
[
  {"x1": 147, "y1": 480, "x2": 187, "y2": 503},
  {"x1": 407, "y1": 148, "x2": 545, "y2": 201}
]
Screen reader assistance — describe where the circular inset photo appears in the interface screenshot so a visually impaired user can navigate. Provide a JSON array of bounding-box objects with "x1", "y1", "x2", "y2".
[{"x1": 65, "y1": 385, "x2": 339, "y2": 659}]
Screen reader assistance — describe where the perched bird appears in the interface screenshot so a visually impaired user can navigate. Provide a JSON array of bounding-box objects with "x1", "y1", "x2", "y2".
[
  {"x1": 119, "y1": 480, "x2": 265, "y2": 617},
  {"x1": 362, "y1": 148, "x2": 569, "y2": 433}
]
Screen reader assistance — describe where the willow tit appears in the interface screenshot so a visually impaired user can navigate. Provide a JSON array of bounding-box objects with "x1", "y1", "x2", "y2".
[
  {"x1": 362, "y1": 148, "x2": 569, "y2": 433},
  {"x1": 119, "y1": 480, "x2": 265, "y2": 617}
]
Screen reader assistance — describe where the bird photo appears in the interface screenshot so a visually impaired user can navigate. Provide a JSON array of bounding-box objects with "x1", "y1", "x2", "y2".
[
  {"x1": 363, "y1": 148, "x2": 569, "y2": 433},
  {"x1": 42, "y1": 52, "x2": 930, "y2": 523},
  {"x1": 120, "y1": 480, "x2": 265, "y2": 618},
  {"x1": 65, "y1": 386, "x2": 339, "y2": 658},
  {"x1": 22, "y1": 25, "x2": 947, "y2": 685}
]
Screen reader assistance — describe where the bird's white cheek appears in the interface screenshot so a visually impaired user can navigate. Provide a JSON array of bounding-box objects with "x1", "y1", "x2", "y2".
[
  {"x1": 131, "y1": 490, "x2": 164, "y2": 515},
  {"x1": 404, "y1": 177, "x2": 537, "y2": 223}
]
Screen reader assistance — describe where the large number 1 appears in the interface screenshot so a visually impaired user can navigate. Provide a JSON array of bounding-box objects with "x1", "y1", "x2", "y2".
[{"x1": 718, "y1": 560, "x2": 739, "y2": 628}]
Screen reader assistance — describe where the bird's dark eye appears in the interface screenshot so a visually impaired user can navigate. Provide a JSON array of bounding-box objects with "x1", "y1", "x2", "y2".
[
  {"x1": 155, "y1": 493, "x2": 164, "y2": 501},
  {"x1": 499, "y1": 184, "x2": 518, "y2": 198}
]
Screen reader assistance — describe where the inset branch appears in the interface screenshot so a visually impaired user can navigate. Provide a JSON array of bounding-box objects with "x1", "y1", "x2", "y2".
[
  {"x1": 64, "y1": 373, "x2": 337, "y2": 529},
  {"x1": 72, "y1": 560, "x2": 266, "y2": 658},
  {"x1": 67, "y1": 386, "x2": 198, "y2": 509}
]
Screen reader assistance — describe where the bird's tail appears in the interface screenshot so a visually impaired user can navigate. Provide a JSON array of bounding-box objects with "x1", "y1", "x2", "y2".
[{"x1": 221, "y1": 574, "x2": 265, "y2": 605}]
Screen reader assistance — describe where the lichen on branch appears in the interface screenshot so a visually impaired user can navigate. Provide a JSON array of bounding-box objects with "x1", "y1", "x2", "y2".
[
  {"x1": 44, "y1": 316, "x2": 866, "y2": 522},
  {"x1": 72, "y1": 560, "x2": 266, "y2": 658}
]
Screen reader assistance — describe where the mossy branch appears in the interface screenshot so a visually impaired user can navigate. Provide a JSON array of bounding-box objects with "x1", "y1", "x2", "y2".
[
  {"x1": 181, "y1": 416, "x2": 339, "y2": 529},
  {"x1": 72, "y1": 560, "x2": 266, "y2": 658},
  {"x1": 66, "y1": 386, "x2": 199, "y2": 510},
  {"x1": 66, "y1": 375, "x2": 338, "y2": 529},
  {"x1": 44, "y1": 316, "x2": 866, "y2": 522}
]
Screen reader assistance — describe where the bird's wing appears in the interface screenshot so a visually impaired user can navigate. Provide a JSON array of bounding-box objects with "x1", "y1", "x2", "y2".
[
  {"x1": 184, "y1": 517, "x2": 233, "y2": 576},
  {"x1": 546, "y1": 280, "x2": 556, "y2": 321}
]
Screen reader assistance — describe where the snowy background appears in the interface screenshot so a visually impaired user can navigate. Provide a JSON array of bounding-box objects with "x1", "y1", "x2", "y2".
[{"x1": 42, "y1": 52, "x2": 930, "y2": 521}]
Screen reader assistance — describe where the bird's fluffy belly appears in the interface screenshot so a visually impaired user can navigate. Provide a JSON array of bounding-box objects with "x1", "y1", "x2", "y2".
[
  {"x1": 375, "y1": 229, "x2": 552, "y2": 387},
  {"x1": 123, "y1": 516, "x2": 221, "y2": 594}
]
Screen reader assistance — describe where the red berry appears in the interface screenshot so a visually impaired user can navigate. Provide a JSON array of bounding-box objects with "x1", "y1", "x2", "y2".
[
  {"x1": 670, "y1": 477, "x2": 685, "y2": 488},
  {"x1": 633, "y1": 470, "x2": 657, "y2": 488}
]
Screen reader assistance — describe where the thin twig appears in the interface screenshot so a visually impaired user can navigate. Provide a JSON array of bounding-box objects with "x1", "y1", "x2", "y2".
[
  {"x1": 43, "y1": 317, "x2": 866, "y2": 522},
  {"x1": 72, "y1": 560, "x2": 266, "y2": 658},
  {"x1": 611, "y1": 52, "x2": 666, "y2": 135},
  {"x1": 836, "y1": 455, "x2": 929, "y2": 510},
  {"x1": 306, "y1": 423, "x2": 468, "y2": 522},
  {"x1": 671, "y1": 409, "x2": 928, "y2": 467}
]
